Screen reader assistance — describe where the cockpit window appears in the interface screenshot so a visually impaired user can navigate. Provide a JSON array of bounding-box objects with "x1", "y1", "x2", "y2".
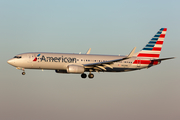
[{"x1": 14, "y1": 56, "x2": 22, "y2": 58}]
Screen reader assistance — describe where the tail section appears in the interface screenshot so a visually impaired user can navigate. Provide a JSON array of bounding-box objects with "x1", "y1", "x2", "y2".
[{"x1": 137, "y1": 28, "x2": 167, "y2": 58}]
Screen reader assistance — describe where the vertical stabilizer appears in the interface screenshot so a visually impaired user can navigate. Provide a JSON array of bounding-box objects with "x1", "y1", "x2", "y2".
[{"x1": 137, "y1": 28, "x2": 167, "y2": 58}]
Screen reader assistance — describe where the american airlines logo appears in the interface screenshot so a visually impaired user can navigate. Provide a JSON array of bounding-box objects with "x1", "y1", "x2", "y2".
[{"x1": 33, "y1": 54, "x2": 41, "y2": 61}]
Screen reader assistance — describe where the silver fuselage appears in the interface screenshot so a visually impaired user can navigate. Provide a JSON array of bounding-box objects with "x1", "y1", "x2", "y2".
[{"x1": 7, "y1": 52, "x2": 158, "y2": 73}]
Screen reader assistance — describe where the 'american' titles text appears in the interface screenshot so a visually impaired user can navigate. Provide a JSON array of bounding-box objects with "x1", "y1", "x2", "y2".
[{"x1": 40, "y1": 55, "x2": 76, "y2": 63}]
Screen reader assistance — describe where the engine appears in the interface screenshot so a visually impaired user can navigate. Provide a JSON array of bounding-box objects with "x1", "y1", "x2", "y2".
[
  {"x1": 55, "y1": 65, "x2": 84, "y2": 74},
  {"x1": 67, "y1": 65, "x2": 85, "y2": 73}
]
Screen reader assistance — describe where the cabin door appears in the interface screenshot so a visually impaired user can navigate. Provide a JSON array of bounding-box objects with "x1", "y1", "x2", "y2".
[{"x1": 137, "y1": 59, "x2": 141, "y2": 67}]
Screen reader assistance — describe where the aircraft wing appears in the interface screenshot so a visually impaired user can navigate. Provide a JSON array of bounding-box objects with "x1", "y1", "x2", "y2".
[{"x1": 83, "y1": 47, "x2": 136, "y2": 71}]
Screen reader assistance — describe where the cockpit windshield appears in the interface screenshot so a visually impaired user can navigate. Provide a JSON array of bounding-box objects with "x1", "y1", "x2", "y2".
[{"x1": 14, "y1": 56, "x2": 22, "y2": 59}]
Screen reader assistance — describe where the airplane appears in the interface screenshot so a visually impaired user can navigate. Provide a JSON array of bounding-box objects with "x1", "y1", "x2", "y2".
[{"x1": 7, "y1": 28, "x2": 174, "y2": 79}]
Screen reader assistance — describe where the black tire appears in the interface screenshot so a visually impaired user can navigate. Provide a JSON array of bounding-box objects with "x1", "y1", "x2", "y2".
[
  {"x1": 22, "y1": 72, "x2": 26, "y2": 75},
  {"x1": 88, "y1": 73, "x2": 94, "y2": 79},
  {"x1": 81, "y1": 73, "x2": 87, "y2": 78}
]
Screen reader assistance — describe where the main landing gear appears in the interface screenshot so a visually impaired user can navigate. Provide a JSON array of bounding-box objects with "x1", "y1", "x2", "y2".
[
  {"x1": 81, "y1": 72, "x2": 94, "y2": 79},
  {"x1": 81, "y1": 73, "x2": 87, "y2": 78},
  {"x1": 88, "y1": 73, "x2": 94, "y2": 79}
]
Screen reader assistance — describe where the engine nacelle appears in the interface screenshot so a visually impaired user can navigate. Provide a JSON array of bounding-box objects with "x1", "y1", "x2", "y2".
[{"x1": 67, "y1": 65, "x2": 84, "y2": 73}]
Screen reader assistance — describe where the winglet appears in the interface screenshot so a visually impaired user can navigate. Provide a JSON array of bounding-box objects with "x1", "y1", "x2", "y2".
[
  {"x1": 86, "y1": 48, "x2": 91, "y2": 54},
  {"x1": 127, "y1": 47, "x2": 136, "y2": 58}
]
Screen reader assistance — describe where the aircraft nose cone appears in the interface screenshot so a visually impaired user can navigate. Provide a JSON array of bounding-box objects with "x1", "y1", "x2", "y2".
[{"x1": 7, "y1": 59, "x2": 14, "y2": 65}]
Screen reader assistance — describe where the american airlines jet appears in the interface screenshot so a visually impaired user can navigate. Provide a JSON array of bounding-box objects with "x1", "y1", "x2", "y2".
[{"x1": 7, "y1": 28, "x2": 174, "y2": 79}]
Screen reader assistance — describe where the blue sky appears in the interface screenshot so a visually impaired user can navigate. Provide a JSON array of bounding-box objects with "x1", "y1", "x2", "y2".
[{"x1": 0, "y1": 0, "x2": 180, "y2": 120}]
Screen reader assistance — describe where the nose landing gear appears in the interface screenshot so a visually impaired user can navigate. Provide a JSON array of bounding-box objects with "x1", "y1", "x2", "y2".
[
  {"x1": 22, "y1": 71, "x2": 26, "y2": 75},
  {"x1": 16, "y1": 67, "x2": 26, "y2": 75},
  {"x1": 21, "y1": 68, "x2": 26, "y2": 75}
]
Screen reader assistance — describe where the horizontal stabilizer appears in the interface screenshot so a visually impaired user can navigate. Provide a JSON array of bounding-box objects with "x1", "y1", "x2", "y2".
[{"x1": 152, "y1": 57, "x2": 175, "y2": 61}]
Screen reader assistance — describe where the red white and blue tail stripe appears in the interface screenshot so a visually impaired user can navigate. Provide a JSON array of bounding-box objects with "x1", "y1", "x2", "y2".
[{"x1": 137, "y1": 28, "x2": 167, "y2": 58}]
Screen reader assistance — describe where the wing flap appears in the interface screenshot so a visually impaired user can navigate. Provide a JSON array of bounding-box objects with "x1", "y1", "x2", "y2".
[{"x1": 97, "y1": 66, "x2": 106, "y2": 71}]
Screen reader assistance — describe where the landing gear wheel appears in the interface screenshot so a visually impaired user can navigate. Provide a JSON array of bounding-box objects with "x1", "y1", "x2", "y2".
[
  {"x1": 22, "y1": 72, "x2": 26, "y2": 75},
  {"x1": 81, "y1": 73, "x2": 87, "y2": 78},
  {"x1": 88, "y1": 73, "x2": 94, "y2": 79}
]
